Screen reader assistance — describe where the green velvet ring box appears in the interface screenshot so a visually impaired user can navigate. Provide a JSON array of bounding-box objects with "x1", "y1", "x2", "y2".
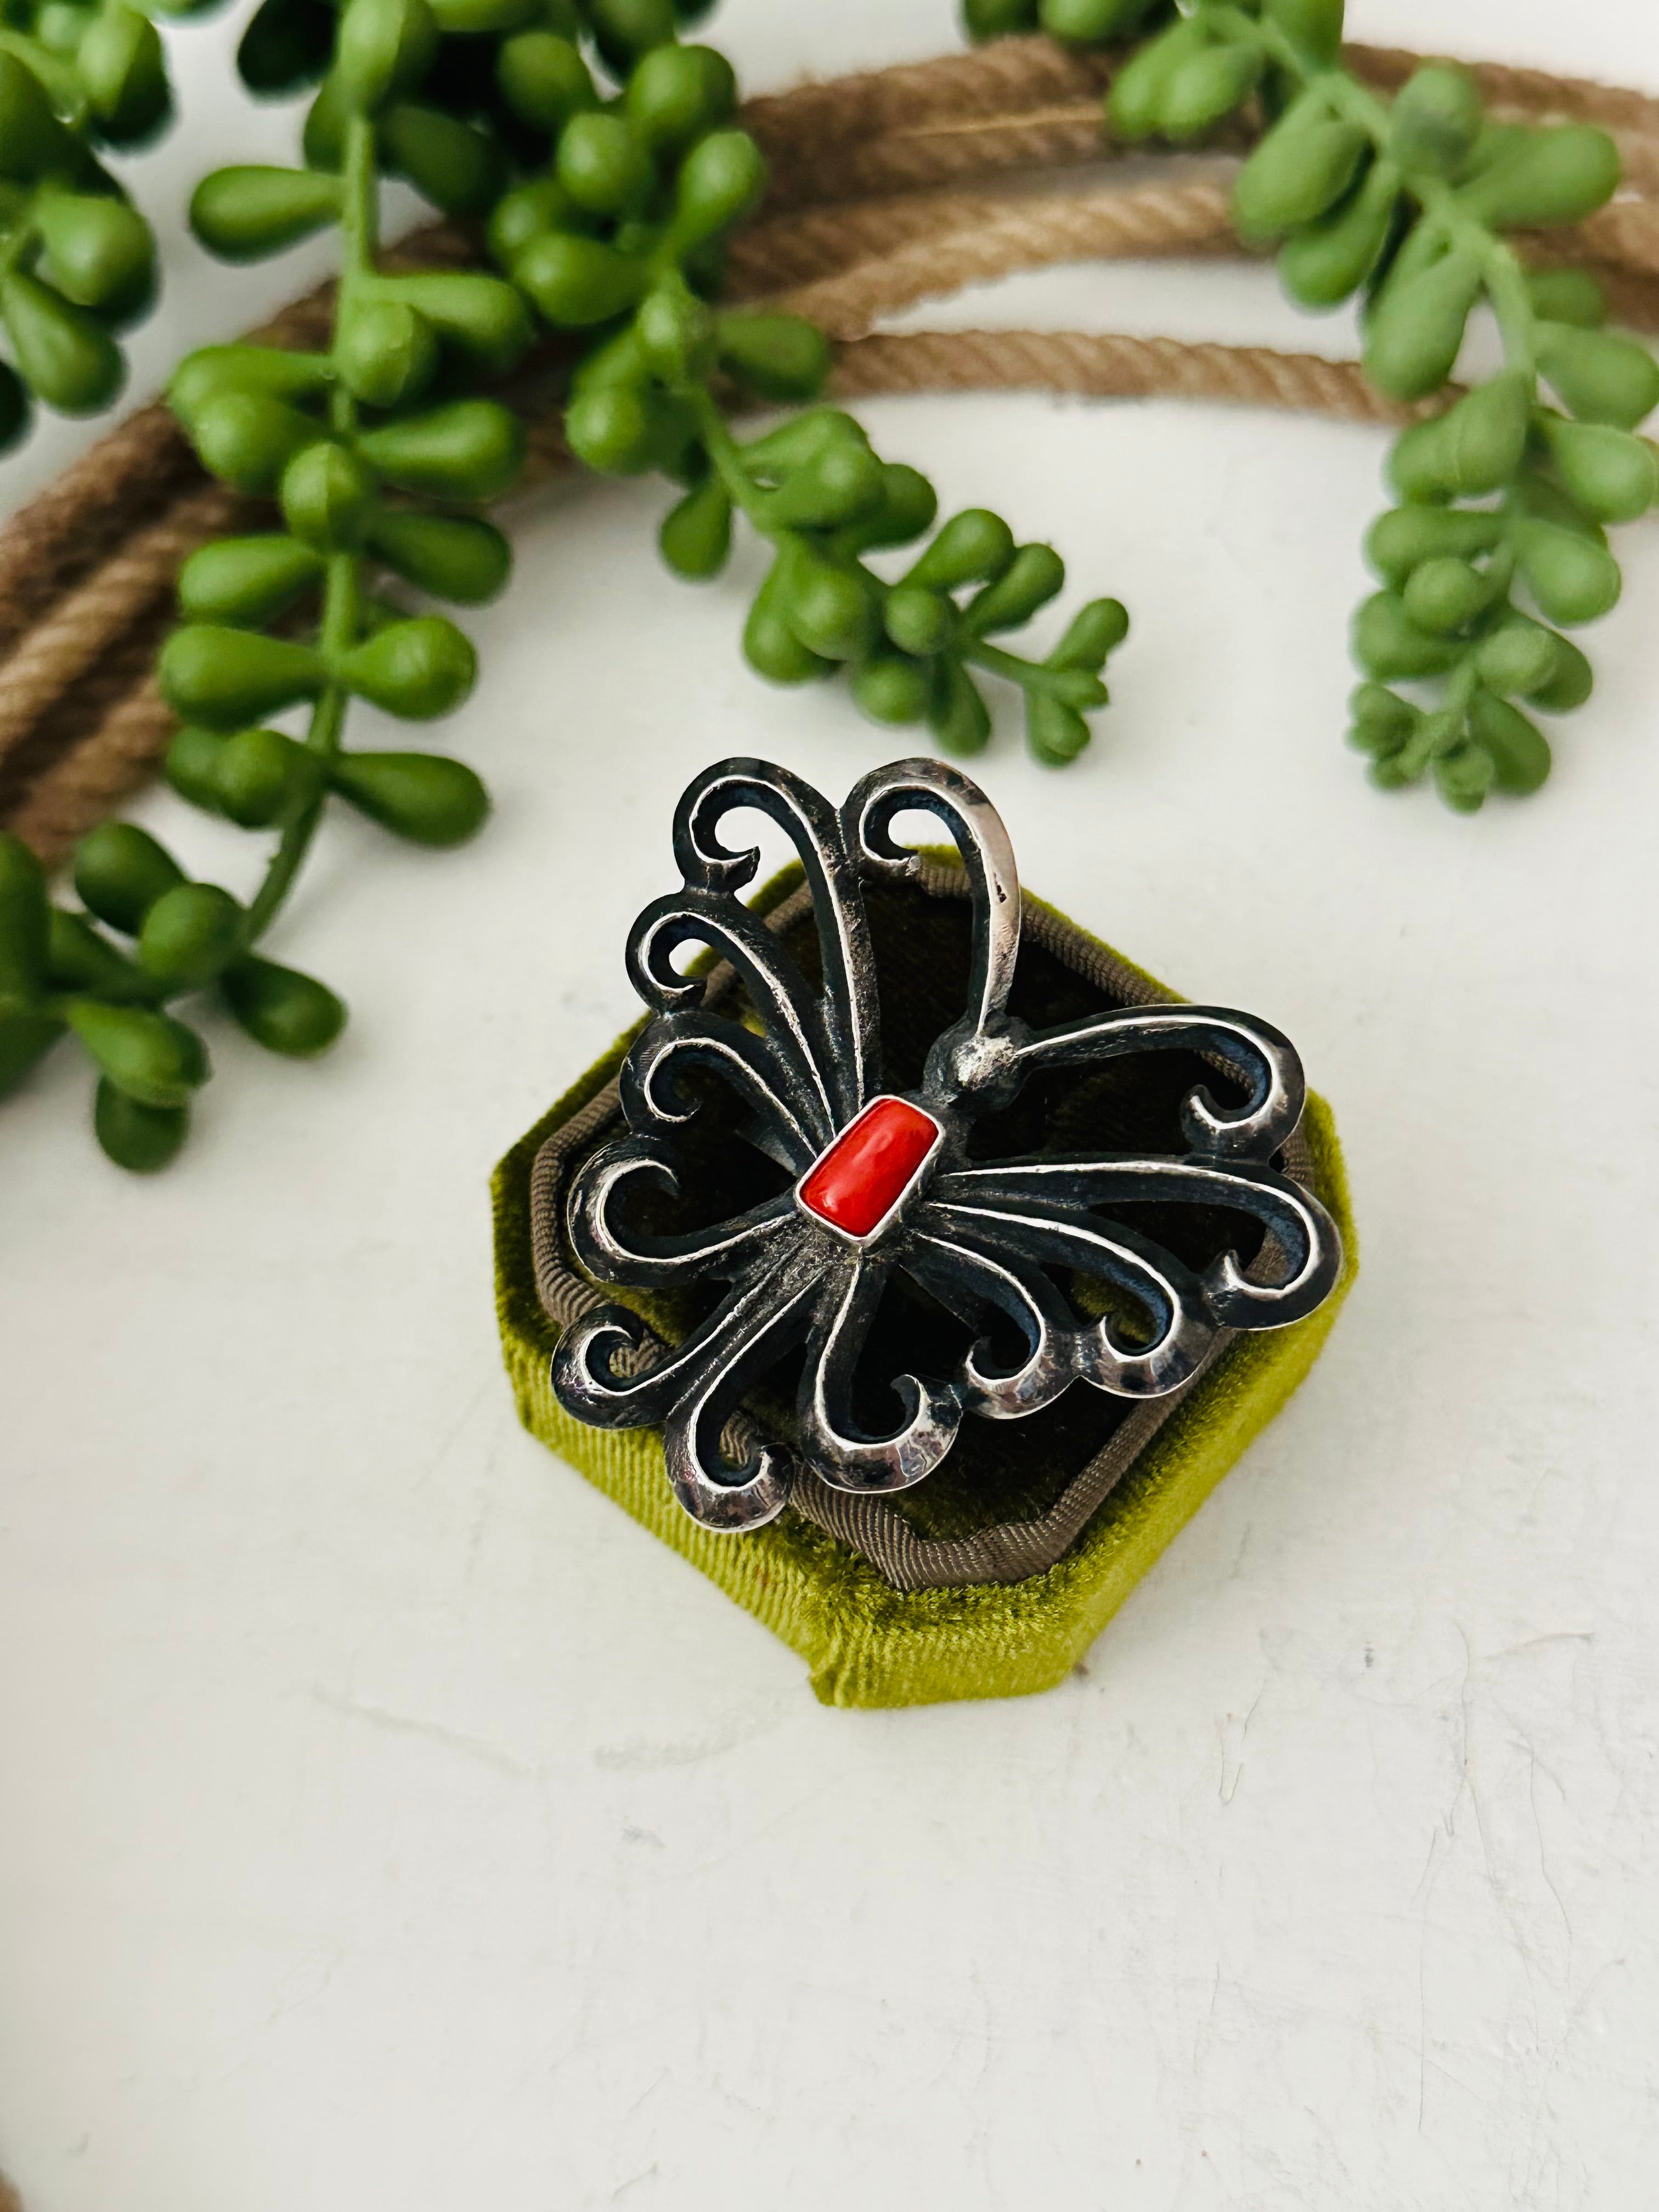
[{"x1": 492, "y1": 856, "x2": 1356, "y2": 1710}]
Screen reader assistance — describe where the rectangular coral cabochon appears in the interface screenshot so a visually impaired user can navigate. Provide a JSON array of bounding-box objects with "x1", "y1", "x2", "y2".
[
  {"x1": 797, "y1": 1096, "x2": 941, "y2": 1238},
  {"x1": 492, "y1": 865, "x2": 1357, "y2": 1710}
]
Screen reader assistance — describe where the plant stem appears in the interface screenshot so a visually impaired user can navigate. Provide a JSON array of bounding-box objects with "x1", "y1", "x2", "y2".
[
  {"x1": 964, "y1": 635, "x2": 1092, "y2": 701},
  {"x1": 235, "y1": 116, "x2": 375, "y2": 961}
]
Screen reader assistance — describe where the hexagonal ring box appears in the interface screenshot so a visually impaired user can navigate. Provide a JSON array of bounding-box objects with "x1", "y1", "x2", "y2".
[{"x1": 493, "y1": 758, "x2": 1356, "y2": 1708}]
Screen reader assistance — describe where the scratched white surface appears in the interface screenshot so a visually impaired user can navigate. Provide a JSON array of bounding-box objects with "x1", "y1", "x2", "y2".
[{"x1": 2, "y1": 2, "x2": 1657, "y2": 2207}]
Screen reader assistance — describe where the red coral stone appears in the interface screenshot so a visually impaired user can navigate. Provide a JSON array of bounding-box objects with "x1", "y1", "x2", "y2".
[{"x1": 798, "y1": 1096, "x2": 941, "y2": 1240}]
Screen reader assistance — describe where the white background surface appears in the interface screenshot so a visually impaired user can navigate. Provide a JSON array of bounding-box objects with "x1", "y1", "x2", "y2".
[{"x1": 3, "y1": 3, "x2": 1657, "y2": 2207}]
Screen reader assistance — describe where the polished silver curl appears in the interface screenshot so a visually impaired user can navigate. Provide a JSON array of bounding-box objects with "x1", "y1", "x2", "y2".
[{"x1": 551, "y1": 756, "x2": 1344, "y2": 1532}]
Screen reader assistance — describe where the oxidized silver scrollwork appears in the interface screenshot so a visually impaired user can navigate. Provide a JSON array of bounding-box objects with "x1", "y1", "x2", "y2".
[{"x1": 551, "y1": 756, "x2": 1342, "y2": 1533}]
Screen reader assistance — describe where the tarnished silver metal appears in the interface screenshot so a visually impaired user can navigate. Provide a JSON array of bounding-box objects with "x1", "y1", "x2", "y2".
[{"x1": 550, "y1": 757, "x2": 1343, "y2": 1533}]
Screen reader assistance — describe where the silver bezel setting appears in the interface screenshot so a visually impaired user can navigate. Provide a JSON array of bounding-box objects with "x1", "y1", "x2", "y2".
[{"x1": 793, "y1": 1095, "x2": 947, "y2": 1251}]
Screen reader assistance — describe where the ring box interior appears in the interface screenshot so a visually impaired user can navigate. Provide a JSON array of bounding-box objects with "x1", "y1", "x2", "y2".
[{"x1": 493, "y1": 855, "x2": 1356, "y2": 1709}]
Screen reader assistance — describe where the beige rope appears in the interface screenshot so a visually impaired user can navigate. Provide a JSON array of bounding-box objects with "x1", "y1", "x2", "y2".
[
  {"x1": 764, "y1": 178, "x2": 1241, "y2": 337},
  {"x1": 742, "y1": 35, "x2": 1659, "y2": 210},
  {"x1": 832, "y1": 324, "x2": 1434, "y2": 422},
  {"x1": 0, "y1": 482, "x2": 244, "y2": 762},
  {"x1": 4, "y1": 665, "x2": 173, "y2": 861}
]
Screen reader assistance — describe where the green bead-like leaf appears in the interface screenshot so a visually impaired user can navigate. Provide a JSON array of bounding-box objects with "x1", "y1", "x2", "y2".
[
  {"x1": 377, "y1": 104, "x2": 504, "y2": 218},
  {"x1": 963, "y1": 0, "x2": 1037, "y2": 35},
  {"x1": 667, "y1": 129, "x2": 766, "y2": 251},
  {"x1": 34, "y1": 189, "x2": 155, "y2": 316},
  {"x1": 565, "y1": 384, "x2": 691, "y2": 476},
  {"x1": 1047, "y1": 597, "x2": 1129, "y2": 672},
  {"x1": 368, "y1": 510, "x2": 512, "y2": 603},
  {"x1": 1512, "y1": 520, "x2": 1622, "y2": 625},
  {"x1": 1536, "y1": 322, "x2": 1659, "y2": 431},
  {"x1": 761, "y1": 438, "x2": 885, "y2": 530},
  {"x1": 927, "y1": 659, "x2": 992, "y2": 755},
  {"x1": 1262, "y1": 0, "x2": 1344, "y2": 64},
  {"x1": 1352, "y1": 590, "x2": 1463, "y2": 678},
  {"x1": 177, "y1": 534, "x2": 327, "y2": 627},
  {"x1": 1402, "y1": 555, "x2": 1496, "y2": 635},
  {"x1": 0, "y1": 1010, "x2": 65, "y2": 1096},
  {"x1": 76, "y1": 5, "x2": 170, "y2": 148},
  {"x1": 335, "y1": 617, "x2": 477, "y2": 718},
  {"x1": 1388, "y1": 372, "x2": 1531, "y2": 500},
  {"x1": 335, "y1": 298, "x2": 438, "y2": 409},
  {"x1": 281, "y1": 439, "x2": 377, "y2": 552},
  {"x1": 220, "y1": 956, "x2": 346, "y2": 1054},
  {"x1": 158, "y1": 625, "x2": 326, "y2": 728},
  {"x1": 137, "y1": 882, "x2": 244, "y2": 989},
  {"x1": 1363, "y1": 249, "x2": 1483, "y2": 402},
  {"x1": 884, "y1": 585, "x2": 954, "y2": 658},
  {"x1": 513, "y1": 232, "x2": 646, "y2": 327},
  {"x1": 1347, "y1": 681, "x2": 1419, "y2": 758},
  {"x1": 163, "y1": 725, "x2": 230, "y2": 813},
  {"x1": 329, "y1": 749, "x2": 489, "y2": 842},
  {"x1": 851, "y1": 650, "x2": 930, "y2": 726},
  {"x1": 904, "y1": 510, "x2": 1016, "y2": 591},
  {"x1": 190, "y1": 166, "x2": 342, "y2": 261},
  {"x1": 213, "y1": 727, "x2": 312, "y2": 827},
  {"x1": 187, "y1": 393, "x2": 322, "y2": 495},
  {"x1": 1432, "y1": 741, "x2": 1496, "y2": 814},
  {"x1": 47, "y1": 908, "x2": 144, "y2": 995},
  {"x1": 1461, "y1": 125, "x2": 1620, "y2": 230},
  {"x1": 0, "y1": 50, "x2": 81, "y2": 181},
  {"x1": 1278, "y1": 157, "x2": 1398, "y2": 308},
  {"x1": 0, "y1": 830, "x2": 51, "y2": 1002},
  {"x1": 1026, "y1": 691, "x2": 1092, "y2": 765},
  {"x1": 846, "y1": 464, "x2": 939, "y2": 553},
  {"x1": 624, "y1": 42, "x2": 735, "y2": 155},
  {"x1": 1388, "y1": 65, "x2": 1484, "y2": 178},
  {"x1": 1106, "y1": 19, "x2": 1211, "y2": 143},
  {"x1": 72, "y1": 821, "x2": 184, "y2": 935},
  {"x1": 714, "y1": 311, "x2": 831, "y2": 402},
  {"x1": 0, "y1": 273, "x2": 123, "y2": 415},
  {"x1": 373, "y1": 270, "x2": 532, "y2": 374},
  {"x1": 93, "y1": 1079, "x2": 189, "y2": 1171},
  {"x1": 1473, "y1": 623, "x2": 1560, "y2": 699},
  {"x1": 1537, "y1": 417, "x2": 1659, "y2": 523},
  {"x1": 356, "y1": 400, "x2": 524, "y2": 500},
  {"x1": 1525, "y1": 269, "x2": 1607, "y2": 330},
  {"x1": 169, "y1": 344, "x2": 331, "y2": 426},
  {"x1": 966, "y1": 543, "x2": 1065, "y2": 635},
  {"x1": 635, "y1": 283, "x2": 716, "y2": 383},
  {"x1": 1468, "y1": 690, "x2": 1551, "y2": 794},
  {"x1": 1041, "y1": 0, "x2": 1163, "y2": 44},
  {"x1": 1160, "y1": 43, "x2": 1263, "y2": 144},
  {"x1": 1365, "y1": 504, "x2": 1505, "y2": 586},
  {"x1": 335, "y1": 0, "x2": 439, "y2": 115},
  {"x1": 1234, "y1": 113, "x2": 1368, "y2": 241},
  {"x1": 742, "y1": 562, "x2": 834, "y2": 685},
  {"x1": 67, "y1": 999, "x2": 209, "y2": 1108},
  {"x1": 238, "y1": 0, "x2": 337, "y2": 97},
  {"x1": 776, "y1": 546, "x2": 878, "y2": 663},
  {"x1": 658, "y1": 476, "x2": 732, "y2": 579},
  {"x1": 495, "y1": 31, "x2": 596, "y2": 132},
  {"x1": 557, "y1": 111, "x2": 651, "y2": 216}
]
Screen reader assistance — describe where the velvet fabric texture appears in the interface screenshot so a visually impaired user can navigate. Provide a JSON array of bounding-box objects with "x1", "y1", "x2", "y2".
[{"x1": 492, "y1": 864, "x2": 1357, "y2": 1708}]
